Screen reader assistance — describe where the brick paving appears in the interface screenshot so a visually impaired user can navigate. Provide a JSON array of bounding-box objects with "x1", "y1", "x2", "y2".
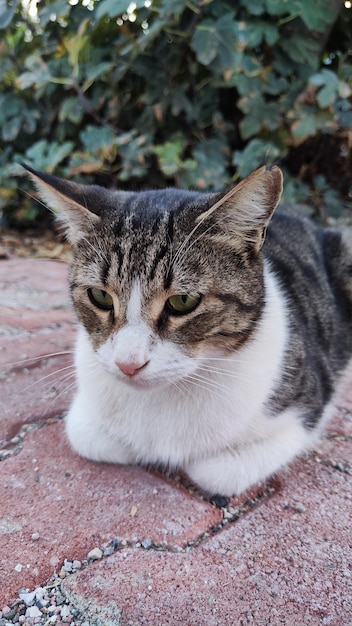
[{"x1": 0, "y1": 258, "x2": 351, "y2": 625}]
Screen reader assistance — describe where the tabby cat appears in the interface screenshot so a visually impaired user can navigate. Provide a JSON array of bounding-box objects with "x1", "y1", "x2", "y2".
[{"x1": 24, "y1": 163, "x2": 352, "y2": 496}]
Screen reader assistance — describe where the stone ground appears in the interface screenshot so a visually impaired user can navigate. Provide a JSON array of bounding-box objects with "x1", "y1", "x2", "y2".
[{"x1": 0, "y1": 257, "x2": 351, "y2": 625}]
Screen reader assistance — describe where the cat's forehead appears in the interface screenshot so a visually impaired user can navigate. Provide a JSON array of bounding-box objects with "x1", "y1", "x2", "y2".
[
  {"x1": 105, "y1": 187, "x2": 210, "y2": 229},
  {"x1": 74, "y1": 189, "x2": 209, "y2": 295}
]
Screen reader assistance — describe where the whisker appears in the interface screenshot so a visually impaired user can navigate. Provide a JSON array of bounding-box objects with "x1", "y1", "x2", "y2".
[
  {"x1": 188, "y1": 371, "x2": 231, "y2": 394},
  {"x1": 197, "y1": 362, "x2": 253, "y2": 381},
  {"x1": 2, "y1": 350, "x2": 75, "y2": 370},
  {"x1": 80, "y1": 235, "x2": 108, "y2": 265},
  {"x1": 20, "y1": 363, "x2": 76, "y2": 394}
]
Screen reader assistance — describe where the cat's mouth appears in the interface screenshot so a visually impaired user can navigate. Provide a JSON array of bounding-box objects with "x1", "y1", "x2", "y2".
[{"x1": 111, "y1": 366, "x2": 171, "y2": 390}]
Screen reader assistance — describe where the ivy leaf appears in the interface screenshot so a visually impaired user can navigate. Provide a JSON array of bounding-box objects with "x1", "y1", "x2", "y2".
[
  {"x1": 25, "y1": 140, "x2": 74, "y2": 171},
  {"x1": 96, "y1": 0, "x2": 145, "y2": 19},
  {"x1": 85, "y1": 61, "x2": 114, "y2": 84},
  {"x1": 298, "y1": 0, "x2": 335, "y2": 32},
  {"x1": 191, "y1": 14, "x2": 238, "y2": 69},
  {"x1": 233, "y1": 139, "x2": 281, "y2": 178},
  {"x1": 154, "y1": 137, "x2": 186, "y2": 177},
  {"x1": 17, "y1": 55, "x2": 52, "y2": 90},
  {"x1": 38, "y1": 0, "x2": 72, "y2": 26},
  {"x1": 59, "y1": 97, "x2": 84, "y2": 124},
  {"x1": 191, "y1": 20, "x2": 218, "y2": 66},
  {"x1": 240, "y1": 0, "x2": 266, "y2": 16},
  {"x1": 280, "y1": 36, "x2": 320, "y2": 67},
  {"x1": 80, "y1": 125, "x2": 117, "y2": 155},
  {"x1": 265, "y1": 0, "x2": 292, "y2": 16},
  {"x1": 1, "y1": 116, "x2": 22, "y2": 142},
  {"x1": 0, "y1": 0, "x2": 19, "y2": 29},
  {"x1": 179, "y1": 139, "x2": 228, "y2": 190},
  {"x1": 309, "y1": 69, "x2": 339, "y2": 108},
  {"x1": 291, "y1": 109, "x2": 331, "y2": 141}
]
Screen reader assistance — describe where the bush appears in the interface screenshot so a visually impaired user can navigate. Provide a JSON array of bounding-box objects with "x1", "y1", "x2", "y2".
[{"x1": 0, "y1": 0, "x2": 351, "y2": 225}]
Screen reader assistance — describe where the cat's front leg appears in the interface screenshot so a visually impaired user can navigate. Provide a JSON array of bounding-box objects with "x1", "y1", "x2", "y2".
[
  {"x1": 184, "y1": 415, "x2": 314, "y2": 496},
  {"x1": 65, "y1": 392, "x2": 135, "y2": 465}
]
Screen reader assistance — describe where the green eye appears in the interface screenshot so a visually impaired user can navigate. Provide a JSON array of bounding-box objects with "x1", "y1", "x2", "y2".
[
  {"x1": 166, "y1": 293, "x2": 201, "y2": 315},
  {"x1": 87, "y1": 287, "x2": 114, "y2": 311}
]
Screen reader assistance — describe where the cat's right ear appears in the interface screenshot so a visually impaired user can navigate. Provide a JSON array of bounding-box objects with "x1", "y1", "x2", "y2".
[{"x1": 22, "y1": 163, "x2": 101, "y2": 245}]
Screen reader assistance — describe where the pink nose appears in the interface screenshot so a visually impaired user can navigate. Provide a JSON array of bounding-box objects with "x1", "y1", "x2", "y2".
[{"x1": 115, "y1": 360, "x2": 148, "y2": 377}]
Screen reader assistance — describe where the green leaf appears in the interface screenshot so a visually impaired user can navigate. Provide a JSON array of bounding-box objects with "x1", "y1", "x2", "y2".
[
  {"x1": 59, "y1": 97, "x2": 84, "y2": 124},
  {"x1": 1, "y1": 116, "x2": 22, "y2": 142},
  {"x1": 0, "y1": 0, "x2": 19, "y2": 29},
  {"x1": 191, "y1": 21, "x2": 218, "y2": 66},
  {"x1": 309, "y1": 69, "x2": 339, "y2": 108},
  {"x1": 38, "y1": 0, "x2": 72, "y2": 26},
  {"x1": 96, "y1": 0, "x2": 145, "y2": 19},
  {"x1": 233, "y1": 139, "x2": 281, "y2": 178},
  {"x1": 298, "y1": 0, "x2": 335, "y2": 32},
  {"x1": 280, "y1": 35, "x2": 320, "y2": 67},
  {"x1": 80, "y1": 125, "x2": 117, "y2": 154},
  {"x1": 16, "y1": 56, "x2": 52, "y2": 90},
  {"x1": 154, "y1": 137, "x2": 186, "y2": 177},
  {"x1": 25, "y1": 140, "x2": 74, "y2": 171},
  {"x1": 290, "y1": 109, "x2": 332, "y2": 140},
  {"x1": 191, "y1": 14, "x2": 238, "y2": 69},
  {"x1": 179, "y1": 139, "x2": 228, "y2": 190},
  {"x1": 265, "y1": 0, "x2": 293, "y2": 16},
  {"x1": 85, "y1": 61, "x2": 114, "y2": 83},
  {"x1": 240, "y1": 0, "x2": 266, "y2": 16}
]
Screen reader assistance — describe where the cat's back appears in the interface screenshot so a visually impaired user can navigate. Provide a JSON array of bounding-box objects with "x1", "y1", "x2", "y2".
[
  {"x1": 263, "y1": 204, "x2": 352, "y2": 425},
  {"x1": 264, "y1": 204, "x2": 352, "y2": 317}
]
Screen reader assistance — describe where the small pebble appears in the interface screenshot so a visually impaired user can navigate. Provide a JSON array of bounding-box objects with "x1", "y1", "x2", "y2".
[
  {"x1": 14, "y1": 564, "x2": 23, "y2": 573},
  {"x1": 294, "y1": 502, "x2": 306, "y2": 513},
  {"x1": 31, "y1": 533, "x2": 40, "y2": 541},
  {"x1": 141, "y1": 538, "x2": 153, "y2": 549},
  {"x1": 60, "y1": 605, "x2": 71, "y2": 619},
  {"x1": 87, "y1": 547, "x2": 103, "y2": 561},
  {"x1": 25, "y1": 606, "x2": 42, "y2": 618},
  {"x1": 63, "y1": 560, "x2": 73, "y2": 572},
  {"x1": 19, "y1": 591, "x2": 35, "y2": 606}
]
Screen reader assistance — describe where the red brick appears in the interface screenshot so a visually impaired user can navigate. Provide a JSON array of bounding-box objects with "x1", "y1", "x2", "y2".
[
  {"x1": 62, "y1": 455, "x2": 352, "y2": 626},
  {"x1": 0, "y1": 422, "x2": 221, "y2": 605}
]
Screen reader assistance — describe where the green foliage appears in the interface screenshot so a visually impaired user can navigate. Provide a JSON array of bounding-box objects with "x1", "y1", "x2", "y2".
[{"x1": 0, "y1": 0, "x2": 350, "y2": 224}]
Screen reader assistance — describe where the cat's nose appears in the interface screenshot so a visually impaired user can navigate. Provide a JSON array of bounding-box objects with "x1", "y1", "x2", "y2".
[{"x1": 115, "y1": 360, "x2": 149, "y2": 377}]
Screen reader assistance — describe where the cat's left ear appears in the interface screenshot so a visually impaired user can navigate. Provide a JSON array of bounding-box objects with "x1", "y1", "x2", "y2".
[
  {"x1": 196, "y1": 166, "x2": 283, "y2": 253},
  {"x1": 22, "y1": 163, "x2": 101, "y2": 245}
]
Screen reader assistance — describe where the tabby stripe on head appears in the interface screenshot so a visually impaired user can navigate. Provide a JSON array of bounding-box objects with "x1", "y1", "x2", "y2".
[
  {"x1": 217, "y1": 293, "x2": 263, "y2": 312},
  {"x1": 100, "y1": 259, "x2": 110, "y2": 286},
  {"x1": 149, "y1": 244, "x2": 169, "y2": 281}
]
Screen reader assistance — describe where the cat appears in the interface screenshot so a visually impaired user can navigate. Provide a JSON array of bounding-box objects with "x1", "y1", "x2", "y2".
[{"x1": 24, "y1": 163, "x2": 352, "y2": 497}]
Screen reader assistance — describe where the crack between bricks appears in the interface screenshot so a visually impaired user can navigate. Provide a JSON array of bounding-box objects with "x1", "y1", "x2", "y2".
[
  {"x1": 3, "y1": 480, "x2": 278, "y2": 622},
  {"x1": 0, "y1": 416, "x2": 64, "y2": 461}
]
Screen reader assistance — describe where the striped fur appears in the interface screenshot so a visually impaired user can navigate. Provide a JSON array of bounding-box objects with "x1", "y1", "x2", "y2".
[{"x1": 24, "y1": 164, "x2": 352, "y2": 496}]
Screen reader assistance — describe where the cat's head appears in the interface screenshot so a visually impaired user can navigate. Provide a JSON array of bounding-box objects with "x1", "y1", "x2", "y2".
[{"x1": 24, "y1": 163, "x2": 282, "y2": 388}]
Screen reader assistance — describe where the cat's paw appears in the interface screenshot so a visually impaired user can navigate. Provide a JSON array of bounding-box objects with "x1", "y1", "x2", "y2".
[{"x1": 65, "y1": 395, "x2": 134, "y2": 464}]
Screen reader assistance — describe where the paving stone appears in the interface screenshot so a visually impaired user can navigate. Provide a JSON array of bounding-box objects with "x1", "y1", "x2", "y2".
[
  {"x1": 0, "y1": 258, "x2": 76, "y2": 446},
  {"x1": 0, "y1": 258, "x2": 71, "y2": 311},
  {"x1": 61, "y1": 455, "x2": 352, "y2": 626},
  {"x1": 0, "y1": 421, "x2": 221, "y2": 605},
  {"x1": 1, "y1": 257, "x2": 352, "y2": 624},
  {"x1": 0, "y1": 328, "x2": 75, "y2": 446}
]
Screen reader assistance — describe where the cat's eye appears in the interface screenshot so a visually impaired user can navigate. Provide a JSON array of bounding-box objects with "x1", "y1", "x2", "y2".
[
  {"x1": 165, "y1": 293, "x2": 201, "y2": 315},
  {"x1": 87, "y1": 287, "x2": 114, "y2": 311}
]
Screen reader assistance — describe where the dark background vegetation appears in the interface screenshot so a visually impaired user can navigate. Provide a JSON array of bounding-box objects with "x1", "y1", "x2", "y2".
[{"x1": 0, "y1": 0, "x2": 351, "y2": 228}]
